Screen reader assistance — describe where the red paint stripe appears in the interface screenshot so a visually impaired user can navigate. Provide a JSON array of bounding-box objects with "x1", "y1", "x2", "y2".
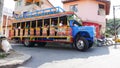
[{"x1": 22, "y1": 40, "x2": 73, "y2": 43}]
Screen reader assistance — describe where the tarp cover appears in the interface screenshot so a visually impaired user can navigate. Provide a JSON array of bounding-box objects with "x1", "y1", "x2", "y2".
[{"x1": 1, "y1": 39, "x2": 12, "y2": 53}]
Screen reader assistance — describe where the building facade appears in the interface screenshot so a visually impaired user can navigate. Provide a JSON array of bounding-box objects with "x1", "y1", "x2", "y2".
[
  {"x1": 13, "y1": 0, "x2": 54, "y2": 14},
  {"x1": 2, "y1": 7, "x2": 13, "y2": 38},
  {"x1": 2, "y1": 15, "x2": 13, "y2": 38},
  {"x1": 62, "y1": 0, "x2": 110, "y2": 38}
]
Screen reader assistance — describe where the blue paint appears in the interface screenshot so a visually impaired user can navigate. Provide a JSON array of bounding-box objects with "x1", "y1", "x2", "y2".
[{"x1": 69, "y1": 20, "x2": 95, "y2": 43}]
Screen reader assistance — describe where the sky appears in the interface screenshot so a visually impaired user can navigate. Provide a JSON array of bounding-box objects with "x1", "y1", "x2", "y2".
[
  {"x1": 107, "y1": 0, "x2": 120, "y2": 19},
  {"x1": 3, "y1": 0, "x2": 120, "y2": 19},
  {"x1": 4, "y1": 0, "x2": 15, "y2": 10}
]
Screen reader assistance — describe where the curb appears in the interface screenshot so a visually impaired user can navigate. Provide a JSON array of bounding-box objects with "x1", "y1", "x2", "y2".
[{"x1": 0, "y1": 51, "x2": 32, "y2": 68}]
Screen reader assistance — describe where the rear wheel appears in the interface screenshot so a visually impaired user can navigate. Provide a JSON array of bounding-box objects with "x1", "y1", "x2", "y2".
[
  {"x1": 24, "y1": 39, "x2": 34, "y2": 47},
  {"x1": 74, "y1": 36, "x2": 89, "y2": 51}
]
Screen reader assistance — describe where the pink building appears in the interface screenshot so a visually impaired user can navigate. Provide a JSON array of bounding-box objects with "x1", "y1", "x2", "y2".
[{"x1": 62, "y1": 0, "x2": 110, "y2": 38}]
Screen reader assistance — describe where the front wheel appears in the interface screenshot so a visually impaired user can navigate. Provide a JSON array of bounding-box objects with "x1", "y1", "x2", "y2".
[
  {"x1": 74, "y1": 37, "x2": 89, "y2": 51},
  {"x1": 88, "y1": 42, "x2": 93, "y2": 48}
]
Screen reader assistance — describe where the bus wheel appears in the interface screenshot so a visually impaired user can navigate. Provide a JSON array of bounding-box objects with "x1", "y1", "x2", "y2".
[
  {"x1": 24, "y1": 39, "x2": 34, "y2": 47},
  {"x1": 75, "y1": 37, "x2": 89, "y2": 51},
  {"x1": 88, "y1": 42, "x2": 93, "y2": 48},
  {"x1": 38, "y1": 42, "x2": 47, "y2": 47}
]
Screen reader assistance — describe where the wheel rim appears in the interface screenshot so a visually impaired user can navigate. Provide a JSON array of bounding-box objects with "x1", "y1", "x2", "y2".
[
  {"x1": 76, "y1": 39, "x2": 84, "y2": 49},
  {"x1": 24, "y1": 39, "x2": 29, "y2": 46}
]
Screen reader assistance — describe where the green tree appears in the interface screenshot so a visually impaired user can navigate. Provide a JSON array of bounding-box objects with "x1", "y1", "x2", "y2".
[{"x1": 106, "y1": 18, "x2": 120, "y2": 35}]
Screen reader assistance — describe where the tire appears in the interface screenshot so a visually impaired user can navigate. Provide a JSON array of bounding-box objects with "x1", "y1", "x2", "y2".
[
  {"x1": 37, "y1": 42, "x2": 47, "y2": 47},
  {"x1": 88, "y1": 42, "x2": 93, "y2": 48},
  {"x1": 74, "y1": 36, "x2": 89, "y2": 51},
  {"x1": 24, "y1": 39, "x2": 34, "y2": 47}
]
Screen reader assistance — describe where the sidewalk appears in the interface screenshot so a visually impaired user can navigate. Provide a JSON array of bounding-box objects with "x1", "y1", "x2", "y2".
[
  {"x1": 38, "y1": 45, "x2": 120, "y2": 68},
  {"x1": 0, "y1": 51, "x2": 31, "y2": 68}
]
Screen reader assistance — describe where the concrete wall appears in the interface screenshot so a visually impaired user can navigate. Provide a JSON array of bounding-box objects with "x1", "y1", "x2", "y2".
[{"x1": 63, "y1": 0, "x2": 107, "y2": 32}]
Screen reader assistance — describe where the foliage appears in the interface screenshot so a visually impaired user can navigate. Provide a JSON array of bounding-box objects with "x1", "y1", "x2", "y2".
[
  {"x1": 0, "y1": 52, "x2": 7, "y2": 58},
  {"x1": 106, "y1": 18, "x2": 120, "y2": 35}
]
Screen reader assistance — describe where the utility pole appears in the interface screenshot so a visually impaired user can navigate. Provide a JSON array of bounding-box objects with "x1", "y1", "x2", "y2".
[
  {"x1": 113, "y1": 5, "x2": 120, "y2": 48},
  {"x1": 0, "y1": 0, "x2": 4, "y2": 35},
  {"x1": 113, "y1": 6, "x2": 117, "y2": 48}
]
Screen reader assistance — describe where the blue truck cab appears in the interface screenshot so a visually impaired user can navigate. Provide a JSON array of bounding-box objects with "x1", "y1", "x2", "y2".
[{"x1": 68, "y1": 14, "x2": 95, "y2": 51}]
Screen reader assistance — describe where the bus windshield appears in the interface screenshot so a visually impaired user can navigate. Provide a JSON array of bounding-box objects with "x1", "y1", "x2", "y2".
[{"x1": 68, "y1": 14, "x2": 82, "y2": 25}]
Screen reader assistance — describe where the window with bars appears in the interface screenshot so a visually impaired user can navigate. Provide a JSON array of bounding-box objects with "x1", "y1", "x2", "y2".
[{"x1": 98, "y1": 4, "x2": 105, "y2": 16}]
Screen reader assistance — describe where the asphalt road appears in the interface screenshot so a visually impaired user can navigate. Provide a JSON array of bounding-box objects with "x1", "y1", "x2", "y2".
[{"x1": 12, "y1": 43, "x2": 110, "y2": 68}]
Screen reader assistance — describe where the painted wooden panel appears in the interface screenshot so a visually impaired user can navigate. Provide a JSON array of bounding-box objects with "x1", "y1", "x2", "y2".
[
  {"x1": 25, "y1": 29, "x2": 28, "y2": 36},
  {"x1": 50, "y1": 27, "x2": 55, "y2": 36},
  {"x1": 42, "y1": 27, "x2": 47, "y2": 36},
  {"x1": 30, "y1": 28, "x2": 34, "y2": 36},
  {"x1": 20, "y1": 29, "x2": 23, "y2": 36},
  {"x1": 15, "y1": 29, "x2": 18, "y2": 36},
  {"x1": 36, "y1": 28, "x2": 40, "y2": 36},
  {"x1": 66, "y1": 27, "x2": 72, "y2": 36},
  {"x1": 57, "y1": 27, "x2": 66, "y2": 36}
]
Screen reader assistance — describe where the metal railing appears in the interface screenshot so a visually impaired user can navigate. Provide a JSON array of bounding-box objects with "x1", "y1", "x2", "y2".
[{"x1": 14, "y1": 7, "x2": 65, "y2": 20}]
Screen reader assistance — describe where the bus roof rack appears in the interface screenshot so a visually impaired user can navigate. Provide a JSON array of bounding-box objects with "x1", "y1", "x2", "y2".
[{"x1": 14, "y1": 7, "x2": 65, "y2": 20}]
